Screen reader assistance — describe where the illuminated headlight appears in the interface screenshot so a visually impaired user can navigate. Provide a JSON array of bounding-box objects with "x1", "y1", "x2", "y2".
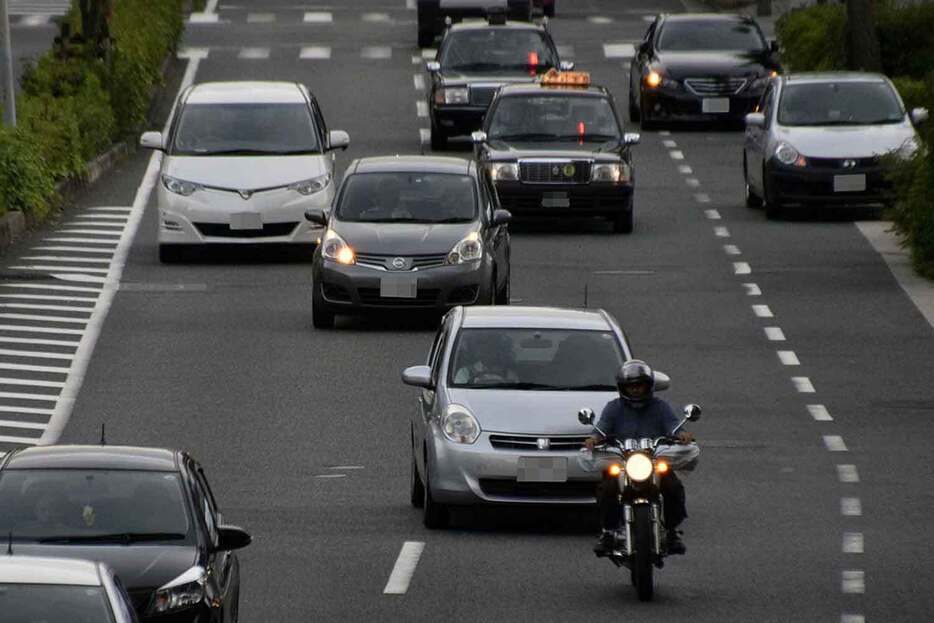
[
  {"x1": 645, "y1": 70, "x2": 678, "y2": 89},
  {"x1": 488, "y1": 162, "x2": 518, "y2": 182},
  {"x1": 591, "y1": 162, "x2": 630, "y2": 183},
  {"x1": 161, "y1": 175, "x2": 202, "y2": 197},
  {"x1": 774, "y1": 142, "x2": 807, "y2": 167},
  {"x1": 624, "y1": 453, "x2": 654, "y2": 482},
  {"x1": 442, "y1": 404, "x2": 480, "y2": 444},
  {"x1": 289, "y1": 173, "x2": 331, "y2": 196},
  {"x1": 446, "y1": 231, "x2": 482, "y2": 265},
  {"x1": 435, "y1": 87, "x2": 469, "y2": 105},
  {"x1": 148, "y1": 566, "x2": 205, "y2": 615},
  {"x1": 321, "y1": 229, "x2": 355, "y2": 265}
]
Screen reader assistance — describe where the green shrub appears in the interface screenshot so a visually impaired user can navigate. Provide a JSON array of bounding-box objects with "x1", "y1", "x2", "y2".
[
  {"x1": 877, "y1": 4, "x2": 934, "y2": 79},
  {"x1": 16, "y1": 93, "x2": 85, "y2": 179},
  {"x1": 892, "y1": 76, "x2": 931, "y2": 111},
  {"x1": 775, "y1": 5, "x2": 846, "y2": 72},
  {"x1": 0, "y1": 127, "x2": 57, "y2": 221}
]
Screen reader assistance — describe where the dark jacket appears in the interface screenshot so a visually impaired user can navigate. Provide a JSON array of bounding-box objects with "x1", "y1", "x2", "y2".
[{"x1": 596, "y1": 397, "x2": 680, "y2": 440}]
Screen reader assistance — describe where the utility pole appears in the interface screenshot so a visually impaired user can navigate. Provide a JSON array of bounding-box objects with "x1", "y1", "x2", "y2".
[
  {"x1": 0, "y1": 0, "x2": 16, "y2": 126},
  {"x1": 846, "y1": 0, "x2": 882, "y2": 72}
]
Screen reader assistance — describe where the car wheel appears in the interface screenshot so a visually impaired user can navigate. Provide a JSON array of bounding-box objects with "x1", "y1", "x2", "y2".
[
  {"x1": 312, "y1": 287, "x2": 335, "y2": 329},
  {"x1": 158, "y1": 244, "x2": 182, "y2": 264},
  {"x1": 422, "y1": 453, "x2": 449, "y2": 529},
  {"x1": 612, "y1": 197, "x2": 634, "y2": 234},
  {"x1": 430, "y1": 126, "x2": 448, "y2": 151},
  {"x1": 495, "y1": 271, "x2": 510, "y2": 305},
  {"x1": 629, "y1": 92, "x2": 641, "y2": 123},
  {"x1": 410, "y1": 435, "x2": 425, "y2": 508},
  {"x1": 744, "y1": 155, "x2": 763, "y2": 208},
  {"x1": 763, "y1": 168, "x2": 782, "y2": 220}
]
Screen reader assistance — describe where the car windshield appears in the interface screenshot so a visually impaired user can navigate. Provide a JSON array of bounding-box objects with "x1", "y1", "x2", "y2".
[
  {"x1": 487, "y1": 95, "x2": 620, "y2": 141},
  {"x1": 172, "y1": 102, "x2": 321, "y2": 155},
  {"x1": 0, "y1": 584, "x2": 114, "y2": 623},
  {"x1": 0, "y1": 469, "x2": 191, "y2": 541},
  {"x1": 657, "y1": 20, "x2": 766, "y2": 52},
  {"x1": 337, "y1": 172, "x2": 477, "y2": 223},
  {"x1": 449, "y1": 328, "x2": 625, "y2": 390},
  {"x1": 778, "y1": 82, "x2": 904, "y2": 126},
  {"x1": 440, "y1": 29, "x2": 558, "y2": 72}
]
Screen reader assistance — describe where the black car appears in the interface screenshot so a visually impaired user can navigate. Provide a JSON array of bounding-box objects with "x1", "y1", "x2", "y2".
[
  {"x1": 473, "y1": 74, "x2": 640, "y2": 233},
  {"x1": 629, "y1": 13, "x2": 780, "y2": 128},
  {"x1": 427, "y1": 16, "x2": 572, "y2": 150},
  {"x1": 306, "y1": 156, "x2": 512, "y2": 328},
  {"x1": 417, "y1": 0, "x2": 532, "y2": 48},
  {"x1": 0, "y1": 446, "x2": 251, "y2": 622}
]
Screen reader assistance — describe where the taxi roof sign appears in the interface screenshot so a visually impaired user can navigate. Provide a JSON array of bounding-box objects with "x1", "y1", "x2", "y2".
[{"x1": 539, "y1": 68, "x2": 591, "y2": 87}]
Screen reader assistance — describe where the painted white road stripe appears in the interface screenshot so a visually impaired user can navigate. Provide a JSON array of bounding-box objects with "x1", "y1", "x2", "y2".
[
  {"x1": 824, "y1": 435, "x2": 848, "y2": 452},
  {"x1": 362, "y1": 47, "x2": 392, "y2": 59},
  {"x1": 743, "y1": 283, "x2": 761, "y2": 296},
  {"x1": 704, "y1": 209, "x2": 721, "y2": 220},
  {"x1": 686, "y1": 177, "x2": 701, "y2": 188},
  {"x1": 416, "y1": 101, "x2": 428, "y2": 117},
  {"x1": 421, "y1": 48, "x2": 437, "y2": 59},
  {"x1": 0, "y1": 303, "x2": 94, "y2": 313},
  {"x1": 0, "y1": 418, "x2": 47, "y2": 430},
  {"x1": 588, "y1": 16, "x2": 613, "y2": 24},
  {"x1": 42, "y1": 237, "x2": 117, "y2": 245},
  {"x1": 807, "y1": 404, "x2": 833, "y2": 421},
  {"x1": 413, "y1": 74, "x2": 425, "y2": 90},
  {"x1": 300, "y1": 46, "x2": 331, "y2": 59},
  {"x1": 714, "y1": 226, "x2": 730, "y2": 238},
  {"x1": 406, "y1": 0, "x2": 416, "y2": 8},
  {"x1": 66, "y1": 221, "x2": 123, "y2": 228},
  {"x1": 329, "y1": 465, "x2": 365, "y2": 470},
  {"x1": 0, "y1": 295, "x2": 94, "y2": 305},
  {"x1": 0, "y1": 362, "x2": 69, "y2": 373},
  {"x1": 0, "y1": 325, "x2": 84, "y2": 336},
  {"x1": 752, "y1": 304, "x2": 773, "y2": 317},
  {"x1": 603, "y1": 43, "x2": 635, "y2": 58},
  {"x1": 764, "y1": 327, "x2": 786, "y2": 341},
  {"x1": 841, "y1": 497, "x2": 862, "y2": 516},
  {"x1": 239, "y1": 47, "x2": 270, "y2": 59},
  {"x1": 694, "y1": 193, "x2": 711, "y2": 203},
  {"x1": 76, "y1": 213, "x2": 128, "y2": 220},
  {"x1": 304, "y1": 11, "x2": 333, "y2": 23},
  {"x1": 363, "y1": 12, "x2": 391, "y2": 22},
  {"x1": 0, "y1": 391, "x2": 57, "y2": 401},
  {"x1": 10, "y1": 265, "x2": 109, "y2": 275},
  {"x1": 86, "y1": 207, "x2": 131, "y2": 213},
  {"x1": 678, "y1": 165, "x2": 693, "y2": 174},
  {"x1": 0, "y1": 434, "x2": 39, "y2": 444},
  {"x1": 384, "y1": 541, "x2": 426, "y2": 595},
  {"x1": 247, "y1": 13, "x2": 275, "y2": 23},
  {"x1": 0, "y1": 377, "x2": 65, "y2": 388},
  {"x1": 31, "y1": 246, "x2": 114, "y2": 254},
  {"x1": 662, "y1": 139, "x2": 677, "y2": 148},
  {"x1": 0, "y1": 284, "x2": 100, "y2": 293},
  {"x1": 315, "y1": 474, "x2": 346, "y2": 479},
  {"x1": 22, "y1": 256, "x2": 112, "y2": 264},
  {"x1": 0, "y1": 349, "x2": 74, "y2": 360},
  {"x1": 842, "y1": 532, "x2": 864, "y2": 554},
  {"x1": 777, "y1": 350, "x2": 800, "y2": 366},
  {"x1": 188, "y1": 12, "x2": 219, "y2": 23},
  {"x1": 420, "y1": 128, "x2": 431, "y2": 144},
  {"x1": 54, "y1": 229, "x2": 121, "y2": 237},
  {"x1": 733, "y1": 262, "x2": 751, "y2": 275},
  {"x1": 0, "y1": 313, "x2": 87, "y2": 324},
  {"x1": 0, "y1": 405, "x2": 54, "y2": 415},
  {"x1": 792, "y1": 377, "x2": 815, "y2": 393},
  {"x1": 669, "y1": 150, "x2": 685, "y2": 160},
  {"x1": 724, "y1": 245, "x2": 741, "y2": 255},
  {"x1": 841, "y1": 615, "x2": 865, "y2": 623},
  {"x1": 841, "y1": 570, "x2": 865, "y2": 594},
  {"x1": 837, "y1": 464, "x2": 860, "y2": 483}
]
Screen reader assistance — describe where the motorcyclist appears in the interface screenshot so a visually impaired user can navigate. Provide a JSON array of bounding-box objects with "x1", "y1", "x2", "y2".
[{"x1": 584, "y1": 359, "x2": 694, "y2": 556}]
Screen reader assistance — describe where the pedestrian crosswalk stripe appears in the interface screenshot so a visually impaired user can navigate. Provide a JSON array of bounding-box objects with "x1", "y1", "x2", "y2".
[{"x1": 603, "y1": 43, "x2": 635, "y2": 59}]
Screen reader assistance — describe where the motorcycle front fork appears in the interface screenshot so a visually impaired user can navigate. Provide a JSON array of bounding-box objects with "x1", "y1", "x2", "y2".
[{"x1": 619, "y1": 502, "x2": 663, "y2": 557}]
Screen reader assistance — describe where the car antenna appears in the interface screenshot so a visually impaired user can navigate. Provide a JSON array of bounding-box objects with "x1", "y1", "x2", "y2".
[{"x1": 100, "y1": 422, "x2": 106, "y2": 445}]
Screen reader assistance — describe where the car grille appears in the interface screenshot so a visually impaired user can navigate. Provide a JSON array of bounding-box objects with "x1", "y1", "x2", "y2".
[
  {"x1": 489, "y1": 434, "x2": 590, "y2": 451},
  {"x1": 469, "y1": 86, "x2": 499, "y2": 108},
  {"x1": 684, "y1": 77, "x2": 747, "y2": 96},
  {"x1": 806, "y1": 156, "x2": 880, "y2": 170},
  {"x1": 357, "y1": 288, "x2": 441, "y2": 306},
  {"x1": 194, "y1": 222, "x2": 298, "y2": 238},
  {"x1": 354, "y1": 253, "x2": 448, "y2": 271},
  {"x1": 519, "y1": 160, "x2": 592, "y2": 184},
  {"x1": 479, "y1": 478, "x2": 596, "y2": 499}
]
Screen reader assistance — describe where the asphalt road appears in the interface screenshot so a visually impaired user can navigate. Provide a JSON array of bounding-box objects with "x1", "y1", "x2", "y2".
[{"x1": 1, "y1": 1, "x2": 933, "y2": 621}]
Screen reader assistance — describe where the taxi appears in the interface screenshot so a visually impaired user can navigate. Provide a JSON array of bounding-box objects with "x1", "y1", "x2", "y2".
[{"x1": 473, "y1": 70, "x2": 640, "y2": 233}]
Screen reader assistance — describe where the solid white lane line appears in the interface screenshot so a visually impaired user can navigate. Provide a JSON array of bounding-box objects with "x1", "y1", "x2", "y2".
[
  {"x1": 714, "y1": 226, "x2": 730, "y2": 237},
  {"x1": 416, "y1": 101, "x2": 428, "y2": 117},
  {"x1": 0, "y1": 405, "x2": 54, "y2": 415},
  {"x1": 0, "y1": 314, "x2": 87, "y2": 324},
  {"x1": 603, "y1": 43, "x2": 635, "y2": 58},
  {"x1": 678, "y1": 165, "x2": 693, "y2": 174},
  {"x1": 752, "y1": 304, "x2": 773, "y2": 317},
  {"x1": 413, "y1": 74, "x2": 425, "y2": 90},
  {"x1": 0, "y1": 284, "x2": 100, "y2": 293},
  {"x1": 384, "y1": 541, "x2": 426, "y2": 595},
  {"x1": 0, "y1": 325, "x2": 84, "y2": 335},
  {"x1": 777, "y1": 350, "x2": 800, "y2": 366},
  {"x1": 669, "y1": 150, "x2": 685, "y2": 160},
  {"x1": 304, "y1": 11, "x2": 333, "y2": 22},
  {"x1": 764, "y1": 327, "x2": 786, "y2": 341},
  {"x1": 31, "y1": 246, "x2": 114, "y2": 254},
  {"x1": 842, "y1": 532, "x2": 864, "y2": 554},
  {"x1": 704, "y1": 209, "x2": 721, "y2": 220},
  {"x1": 362, "y1": 46, "x2": 392, "y2": 59},
  {"x1": 841, "y1": 570, "x2": 865, "y2": 594},
  {"x1": 792, "y1": 377, "x2": 815, "y2": 393},
  {"x1": 0, "y1": 419, "x2": 47, "y2": 430},
  {"x1": 0, "y1": 362, "x2": 68, "y2": 373},
  {"x1": 0, "y1": 349, "x2": 74, "y2": 360},
  {"x1": 824, "y1": 435, "x2": 848, "y2": 452},
  {"x1": 733, "y1": 262, "x2": 751, "y2": 275},
  {"x1": 694, "y1": 193, "x2": 711, "y2": 203},
  {"x1": 21, "y1": 256, "x2": 112, "y2": 264},
  {"x1": 239, "y1": 47, "x2": 270, "y2": 59},
  {"x1": 0, "y1": 294, "x2": 95, "y2": 303},
  {"x1": 807, "y1": 404, "x2": 833, "y2": 421},
  {"x1": 300, "y1": 46, "x2": 331, "y2": 59},
  {"x1": 0, "y1": 378, "x2": 65, "y2": 388},
  {"x1": 743, "y1": 283, "x2": 762, "y2": 296},
  {"x1": 837, "y1": 464, "x2": 860, "y2": 483},
  {"x1": 841, "y1": 497, "x2": 862, "y2": 516},
  {"x1": 419, "y1": 129, "x2": 431, "y2": 144},
  {"x1": 0, "y1": 303, "x2": 93, "y2": 313}
]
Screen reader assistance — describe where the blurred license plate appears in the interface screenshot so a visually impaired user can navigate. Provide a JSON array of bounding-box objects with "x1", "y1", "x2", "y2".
[
  {"x1": 230, "y1": 212, "x2": 262, "y2": 230},
  {"x1": 834, "y1": 174, "x2": 866, "y2": 192},
  {"x1": 380, "y1": 276, "x2": 417, "y2": 298},
  {"x1": 542, "y1": 192, "x2": 569, "y2": 208},
  {"x1": 517, "y1": 457, "x2": 567, "y2": 483},
  {"x1": 702, "y1": 98, "x2": 730, "y2": 114}
]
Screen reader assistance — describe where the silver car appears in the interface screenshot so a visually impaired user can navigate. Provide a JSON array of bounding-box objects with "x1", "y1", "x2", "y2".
[
  {"x1": 742, "y1": 72, "x2": 928, "y2": 218},
  {"x1": 401, "y1": 305, "x2": 671, "y2": 528}
]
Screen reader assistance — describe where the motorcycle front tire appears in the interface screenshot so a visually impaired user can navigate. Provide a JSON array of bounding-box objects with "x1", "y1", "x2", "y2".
[{"x1": 632, "y1": 505, "x2": 655, "y2": 601}]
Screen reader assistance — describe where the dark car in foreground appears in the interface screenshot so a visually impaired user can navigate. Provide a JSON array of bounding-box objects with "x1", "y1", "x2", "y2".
[
  {"x1": 307, "y1": 156, "x2": 512, "y2": 328},
  {"x1": 629, "y1": 13, "x2": 780, "y2": 128},
  {"x1": 0, "y1": 446, "x2": 251, "y2": 622},
  {"x1": 417, "y1": 0, "x2": 532, "y2": 47}
]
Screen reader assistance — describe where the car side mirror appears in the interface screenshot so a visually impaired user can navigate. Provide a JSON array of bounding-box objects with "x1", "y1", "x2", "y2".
[
  {"x1": 402, "y1": 365, "x2": 434, "y2": 389},
  {"x1": 745, "y1": 112, "x2": 766, "y2": 129},
  {"x1": 426, "y1": 60, "x2": 441, "y2": 73},
  {"x1": 623, "y1": 132, "x2": 641, "y2": 146},
  {"x1": 653, "y1": 371, "x2": 670, "y2": 391},
  {"x1": 304, "y1": 208, "x2": 328, "y2": 226},
  {"x1": 471, "y1": 130, "x2": 488, "y2": 144},
  {"x1": 139, "y1": 131, "x2": 164, "y2": 151},
  {"x1": 491, "y1": 209, "x2": 512, "y2": 226},
  {"x1": 682, "y1": 404, "x2": 702, "y2": 422},
  {"x1": 328, "y1": 130, "x2": 350, "y2": 151},
  {"x1": 214, "y1": 525, "x2": 251, "y2": 552},
  {"x1": 577, "y1": 408, "x2": 595, "y2": 426},
  {"x1": 910, "y1": 107, "x2": 929, "y2": 125},
  {"x1": 559, "y1": 60, "x2": 575, "y2": 71}
]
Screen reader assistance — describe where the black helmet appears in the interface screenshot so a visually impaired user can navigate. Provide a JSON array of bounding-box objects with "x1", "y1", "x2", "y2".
[{"x1": 616, "y1": 359, "x2": 654, "y2": 406}]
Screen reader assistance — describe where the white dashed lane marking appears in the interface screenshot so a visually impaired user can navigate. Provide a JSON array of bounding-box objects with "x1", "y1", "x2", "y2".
[
  {"x1": 246, "y1": 13, "x2": 275, "y2": 23},
  {"x1": 724, "y1": 245, "x2": 741, "y2": 255},
  {"x1": 764, "y1": 327, "x2": 786, "y2": 341},
  {"x1": 384, "y1": 541, "x2": 426, "y2": 595},
  {"x1": 300, "y1": 47, "x2": 331, "y2": 60},
  {"x1": 694, "y1": 193, "x2": 711, "y2": 203},
  {"x1": 704, "y1": 209, "x2": 721, "y2": 220},
  {"x1": 733, "y1": 262, "x2": 751, "y2": 275},
  {"x1": 714, "y1": 226, "x2": 730, "y2": 238},
  {"x1": 413, "y1": 74, "x2": 425, "y2": 90},
  {"x1": 603, "y1": 43, "x2": 635, "y2": 58},
  {"x1": 841, "y1": 615, "x2": 866, "y2": 623},
  {"x1": 678, "y1": 164, "x2": 693, "y2": 174},
  {"x1": 824, "y1": 435, "x2": 848, "y2": 452},
  {"x1": 777, "y1": 350, "x2": 800, "y2": 366},
  {"x1": 837, "y1": 464, "x2": 860, "y2": 483},
  {"x1": 743, "y1": 283, "x2": 762, "y2": 296},
  {"x1": 669, "y1": 150, "x2": 685, "y2": 160},
  {"x1": 842, "y1": 532, "x2": 864, "y2": 554},
  {"x1": 304, "y1": 11, "x2": 333, "y2": 23},
  {"x1": 752, "y1": 304, "x2": 773, "y2": 318},
  {"x1": 841, "y1": 497, "x2": 862, "y2": 516},
  {"x1": 841, "y1": 570, "x2": 865, "y2": 594},
  {"x1": 807, "y1": 404, "x2": 833, "y2": 421},
  {"x1": 416, "y1": 101, "x2": 428, "y2": 117},
  {"x1": 791, "y1": 377, "x2": 815, "y2": 393},
  {"x1": 239, "y1": 48, "x2": 270, "y2": 59},
  {"x1": 362, "y1": 46, "x2": 392, "y2": 60}
]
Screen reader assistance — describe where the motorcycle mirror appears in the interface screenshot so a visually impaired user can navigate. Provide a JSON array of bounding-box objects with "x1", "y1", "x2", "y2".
[
  {"x1": 683, "y1": 404, "x2": 702, "y2": 421},
  {"x1": 578, "y1": 408, "x2": 595, "y2": 426}
]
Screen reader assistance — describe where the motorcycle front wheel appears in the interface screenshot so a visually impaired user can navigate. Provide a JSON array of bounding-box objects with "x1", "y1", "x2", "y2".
[{"x1": 631, "y1": 505, "x2": 655, "y2": 601}]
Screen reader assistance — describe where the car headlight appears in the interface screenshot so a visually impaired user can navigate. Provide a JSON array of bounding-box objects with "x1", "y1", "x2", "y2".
[
  {"x1": 435, "y1": 87, "x2": 469, "y2": 105},
  {"x1": 591, "y1": 162, "x2": 631, "y2": 183},
  {"x1": 148, "y1": 566, "x2": 205, "y2": 615},
  {"x1": 289, "y1": 173, "x2": 331, "y2": 196},
  {"x1": 624, "y1": 453, "x2": 654, "y2": 482},
  {"x1": 161, "y1": 175, "x2": 202, "y2": 197},
  {"x1": 446, "y1": 231, "x2": 482, "y2": 265},
  {"x1": 442, "y1": 404, "x2": 480, "y2": 444},
  {"x1": 321, "y1": 229, "x2": 355, "y2": 265},
  {"x1": 645, "y1": 70, "x2": 678, "y2": 90},
  {"x1": 488, "y1": 162, "x2": 518, "y2": 182},
  {"x1": 774, "y1": 142, "x2": 807, "y2": 167}
]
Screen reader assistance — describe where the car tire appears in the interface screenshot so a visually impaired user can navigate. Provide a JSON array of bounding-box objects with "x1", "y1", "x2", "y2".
[
  {"x1": 763, "y1": 168, "x2": 782, "y2": 220},
  {"x1": 158, "y1": 244, "x2": 183, "y2": 264},
  {"x1": 613, "y1": 201, "x2": 634, "y2": 234},
  {"x1": 744, "y1": 156, "x2": 763, "y2": 208},
  {"x1": 410, "y1": 437, "x2": 425, "y2": 508},
  {"x1": 430, "y1": 126, "x2": 448, "y2": 151},
  {"x1": 495, "y1": 271, "x2": 510, "y2": 305},
  {"x1": 629, "y1": 90, "x2": 641, "y2": 123},
  {"x1": 312, "y1": 288, "x2": 335, "y2": 329},
  {"x1": 422, "y1": 454, "x2": 449, "y2": 529}
]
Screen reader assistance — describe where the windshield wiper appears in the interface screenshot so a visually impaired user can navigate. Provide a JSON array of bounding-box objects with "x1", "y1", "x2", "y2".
[
  {"x1": 544, "y1": 383, "x2": 617, "y2": 391},
  {"x1": 190, "y1": 148, "x2": 313, "y2": 156},
  {"x1": 460, "y1": 381, "x2": 561, "y2": 390},
  {"x1": 489, "y1": 133, "x2": 556, "y2": 141},
  {"x1": 38, "y1": 532, "x2": 187, "y2": 544},
  {"x1": 553, "y1": 134, "x2": 619, "y2": 142}
]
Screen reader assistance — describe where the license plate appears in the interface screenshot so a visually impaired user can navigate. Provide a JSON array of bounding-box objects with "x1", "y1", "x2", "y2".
[
  {"x1": 379, "y1": 276, "x2": 417, "y2": 299},
  {"x1": 542, "y1": 192, "x2": 569, "y2": 208},
  {"x1": 834, "y1": 174, "x2": 866, "y2": 192},
  {"x1": 702, "y1": 98, "x2": 730, "y2": 114},
  {"x1": 517, "y1": 456, "x2": 567, "y2": 483},
  {"x1": 230, "y1": 212, "x2": 262, "y2": 230}
]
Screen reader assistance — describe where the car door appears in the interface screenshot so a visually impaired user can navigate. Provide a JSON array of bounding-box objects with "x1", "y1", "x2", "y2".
[
  {"x1": 745, "y1": 83, "x2": 775, "y2": 192},
  {"x1": 479, "y1": 171, "x2": 507, "y2": 289},
  {"x1": 188, "y1": 460, "x2": 235, "y2": 621},
  {"x1": 415, "y1": 322, "x2": 448, "y2": 472}
]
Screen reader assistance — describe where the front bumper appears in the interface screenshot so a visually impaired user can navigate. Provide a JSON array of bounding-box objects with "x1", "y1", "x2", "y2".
[
  {"x1": 767, "y1": 163, "x2": 892, "y2": 207},
  {"x1": 431, "y1": 105, "x2": 488, "y2": 137},
  {"x1": 642, "y1": 86, "x2": 761, "y2": 123},
  {"x1": 494, "y1": 181, "x2": 633, "y2": 218}
]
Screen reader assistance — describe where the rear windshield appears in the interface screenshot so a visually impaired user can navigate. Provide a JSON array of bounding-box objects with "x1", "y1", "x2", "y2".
[
  {"x1": 778, "y1": 82, "x2": 904, "y2": 126},
  {"x1": 487, "y1": 95, "x2": 620, "y2": 142},
  {"x1": 337, "y1": 172, "x2": 477, "y2": 223},
  {"x1": 441, "y1": 29, "x2": 558, "y2": 72},
  {"x1": 0, "y1": 584, "x2": 114, "y2": 623},
  {"x1": 657, "y1": 20, "x2": 766, "y2": 52},
  {"x1": 173, "y1": 102, "x2": 321, "y2": 155}
]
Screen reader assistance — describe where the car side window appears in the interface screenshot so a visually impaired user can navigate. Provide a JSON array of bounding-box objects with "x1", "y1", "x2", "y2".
[
  {"x1": 426, "y1": 326, "x2": 444, "y2": 366},
  {"x1": 430, "y1": 324, "x2": 451, "y2": 386},
  {"x1": 478, "y1": 176, "x2": 494, "y2": 223},
  {"x1": 759, "y1": 85, "x2": 775, "y2": 125},
  {"x1": 188, "y1": 464, "x2": 218, "y2": 544},
  {"x1": 309, "y1": 99, "x2": 328, "y2": 146}
]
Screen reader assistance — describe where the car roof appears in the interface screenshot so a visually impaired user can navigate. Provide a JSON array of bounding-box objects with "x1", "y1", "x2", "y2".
[
  {"x1": 3, "y1": 445, "x2": 179, "y2": 471},
  {"x1": 0, "y1": 556, "x2": 103, "y2": 586},
  {"x1": 661, "y1": 12, "x2": 755, "y2": 23},
  {"x1": 782, "y1": 72, "x2": 888, "y2": 85},
  {"x1": 185, "y1": 81, "x2": 306, "y2": 105},
  {"x1": 449, "y1": 20, "x2": 545, "y2": 33},
  {"x1": 352, "y1": 156, "x2": 473, "y2": 175},
  {"x1": 460, "y1": 306, "x2": 614, "y2": 330},
  {"x1": 497, "y1": 83, "x2": 609, "y2": 97}
]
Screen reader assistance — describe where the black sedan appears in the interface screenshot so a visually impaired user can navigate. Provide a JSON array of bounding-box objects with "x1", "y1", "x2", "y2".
[
  {"x1": 306, "y1": 156, "x2": 512, "y2": 328},
  {"x1": 0, "y1": 445, "x2": 251, "y2": 622},
  {"x1": 417, "y1": 0, "x2": 532, "y2": 48},
  {"x1": 629, "y1": 13, "x2": 780, "y2": 128}
]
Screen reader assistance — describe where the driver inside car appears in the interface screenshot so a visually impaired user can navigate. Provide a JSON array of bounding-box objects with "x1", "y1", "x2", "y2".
[{"x1": 453, "y1": 332, "x2": 519, "y2": 385}]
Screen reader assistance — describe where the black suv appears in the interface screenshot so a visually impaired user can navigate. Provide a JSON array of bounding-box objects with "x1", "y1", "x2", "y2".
[{"x1": 417, "y1": 0, "x2": 533, "y2": 47}]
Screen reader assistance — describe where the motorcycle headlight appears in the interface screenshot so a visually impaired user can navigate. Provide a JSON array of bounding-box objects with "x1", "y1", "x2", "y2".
[
  {"x1": 148, "y1": 566, "x2": 205, "y2": 615},
  {"x1": 161, "y1": 175, "x2": 202, "y2": 197},
  {"x1": 774, "y1": 142, "x2": 807, "y2": 167},
  {"x1": 442, "y1": 404, "x2": 481, "y2": 444},
  {"x1": 446, "y1": 231, "x2": 482, "y2": 265},
  {"x1": 321, "y1": 229, "x2": 355, "y2": 265},
  {"x1": 435, "y1": 87, "x2": 469, "y2": 105},
  {"x1": 488, "y1": 162, "x2": 518, "y2": 182},
  {"x1": 591, "y1": 162, "x2": 630, "y2": 183},
  {"x1": 625, "y1": 453, "x2": 654, "y2": 482},
  {"x1": 289, "y1": 173, "x2": 331, "y2": 196}
]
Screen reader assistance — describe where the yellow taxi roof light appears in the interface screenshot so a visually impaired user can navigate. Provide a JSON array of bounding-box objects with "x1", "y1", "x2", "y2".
[{"x1": 540, "y1": 68, "x2": 591, "y2": 87}]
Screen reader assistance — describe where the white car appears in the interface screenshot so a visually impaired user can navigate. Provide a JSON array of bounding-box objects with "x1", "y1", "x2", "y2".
[{"x1": 140, "y1": 81, "x2": 349, "y2": 262}]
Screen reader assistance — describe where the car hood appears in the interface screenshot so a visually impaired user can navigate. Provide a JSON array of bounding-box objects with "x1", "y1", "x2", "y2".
[
  {"x1": 655, "y1": 50, "x2": 770, "y2": 79},
  {"x1": 776, "y1": 122, "x2": 917, "y2": 158},
  {"x1": 486, "y1": 140, "x2": 622, "y2": 161},
  {"x1": 334, "y1": 221, "x2": 475, "y2": 255},
  {"x1": 447, "y1": 388, "x2": 615, "y2": 435},
  {"x1": 439, "y1": 72, "x2": 539, "y2": 87},
  {"x1": 11, "y1": 543, "x2": 198, "y2": 593},
  {"x1": 164, "y1": 155, "x2": 328, "y2": 191}
]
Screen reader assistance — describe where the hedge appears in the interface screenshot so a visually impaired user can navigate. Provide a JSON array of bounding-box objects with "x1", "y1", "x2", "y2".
[{"x1": 0, "y1": 0, "x2": 184, "y2": 222}]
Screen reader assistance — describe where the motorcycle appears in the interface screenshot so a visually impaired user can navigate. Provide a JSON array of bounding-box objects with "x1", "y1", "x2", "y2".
[{"x1": 576, "y1": 404, "x2": 702, "y2": 601}]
